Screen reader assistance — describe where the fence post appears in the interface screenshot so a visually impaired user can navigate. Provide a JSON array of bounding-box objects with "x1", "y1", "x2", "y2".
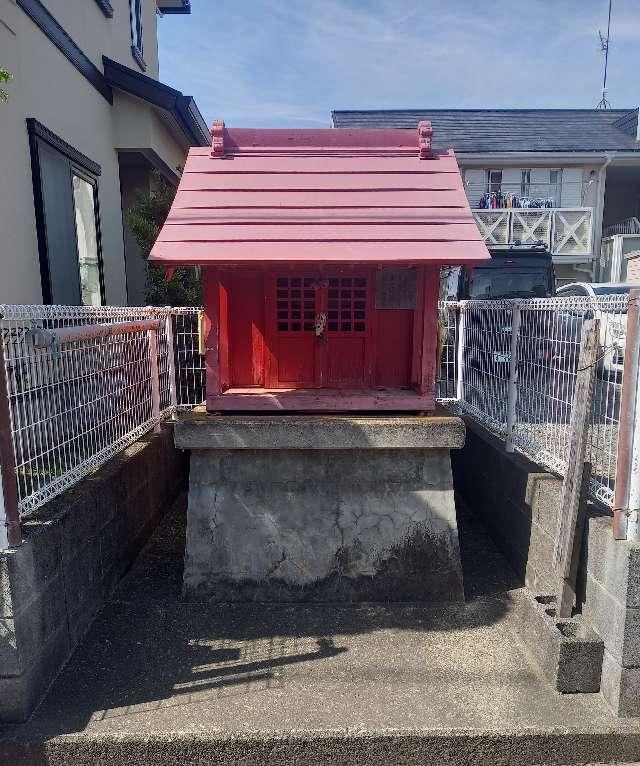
[
  {"x1": 455, "y1": 302, "x2": 466, "y2": 405},
  {"x1": 553, "y1": 317, "x2": 600, "y2": 616},
  {"x1": 148, "y1": 326, "x2": 161, "y2": 435},
  {"x1": 165, "y1": 311, "x2": 178, "y2": 412},
  {"x1": 613, "y1": 290, "x2": 640, "y2": 540},
  {"x1": 0, "y1": 335, "x2": 21, "y2": 548},
  {"x1": 505, "y1": 302, "x2": 521, "y2": 453},
  {"x1": 626, "y1": 301, "x2": 640, "y2": 540}
]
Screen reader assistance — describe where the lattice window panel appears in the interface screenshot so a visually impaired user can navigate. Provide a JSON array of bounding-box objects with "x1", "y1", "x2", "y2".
[
  {"x1": 511, "y1": 210, "x2": 552, "y2": 245},
  {"x1": 276, "y1": 276, "x2": 316, "y2": 332},
  {"x1": 552, "y1": 210, "x2": 592, "y2": 255},
  {"x1": 327, "y1": 276, "x2": 367, "y2": 333},
  {"x1": 473, "y1": 212, "x2": 509, "y2": 245}
]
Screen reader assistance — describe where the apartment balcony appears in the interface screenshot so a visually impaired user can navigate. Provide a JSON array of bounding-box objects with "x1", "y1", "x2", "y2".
[{"x1": 472, "y1": 207, "x2": 594, "y2": 262}]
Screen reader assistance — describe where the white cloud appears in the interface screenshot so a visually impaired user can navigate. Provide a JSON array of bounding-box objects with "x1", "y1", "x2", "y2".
[{"x1": 158, "y1": 0, "x2": 640, "y2": 127}]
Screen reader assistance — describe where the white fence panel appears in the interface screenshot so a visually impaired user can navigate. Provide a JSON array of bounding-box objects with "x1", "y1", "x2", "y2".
[{"x1": 437, "y1": 295, "x2": 628, "y2": 509}]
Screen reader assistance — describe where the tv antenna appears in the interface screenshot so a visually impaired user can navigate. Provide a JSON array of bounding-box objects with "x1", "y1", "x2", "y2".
[{"x1": 596, "y1": 0, "x2": 613, "y2": 109}]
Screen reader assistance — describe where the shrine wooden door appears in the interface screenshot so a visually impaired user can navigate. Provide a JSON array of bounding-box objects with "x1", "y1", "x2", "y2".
[
  {"x1": 265, "y1": 270, "x2": 374, "y2": 389},
  {"x1": 324, "y1": 273, "x2": 373, "y2": 388}
]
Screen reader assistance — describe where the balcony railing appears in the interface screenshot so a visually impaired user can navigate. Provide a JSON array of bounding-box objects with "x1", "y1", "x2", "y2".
[
  {"x1": 603, "y1": 217, "x2": 640, "y2": 237},
  {"x1": 472, "y1": 208, "x2": 593, "y2": 258}
]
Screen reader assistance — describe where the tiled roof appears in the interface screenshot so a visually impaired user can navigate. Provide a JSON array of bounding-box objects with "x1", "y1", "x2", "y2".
[
  {"x1": 331, "y1": 109, "x2": 640, "y2": 153},
  {"x1": 149, "y1": 126, "x2": 489, "y2": 267}
]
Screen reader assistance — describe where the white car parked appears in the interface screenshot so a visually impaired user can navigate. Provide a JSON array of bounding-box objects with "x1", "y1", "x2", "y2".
[{"x1": 555, "y1": 282, "x2": 635, "y2": 376}]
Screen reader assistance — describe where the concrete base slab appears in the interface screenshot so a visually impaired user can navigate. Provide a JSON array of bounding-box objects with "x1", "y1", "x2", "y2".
[
  {"x1": 178, "y1": 414, "x2": 465, "y2": 603},
  {"x1": 3, "y1": 497, "x2": 640, "y2": 766}
]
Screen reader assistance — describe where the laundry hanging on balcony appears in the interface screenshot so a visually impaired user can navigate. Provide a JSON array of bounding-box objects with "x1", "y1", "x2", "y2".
[{"x1": 478, "y1": 192, "x2": 556, "y2": 210}]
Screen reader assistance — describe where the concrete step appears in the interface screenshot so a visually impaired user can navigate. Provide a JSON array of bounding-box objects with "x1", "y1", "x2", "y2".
[{"x1": 3, "y1": 728, "x2": 640, "y2": 766}]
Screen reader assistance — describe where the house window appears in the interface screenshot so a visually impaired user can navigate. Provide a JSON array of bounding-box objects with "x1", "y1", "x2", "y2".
[
  {"x1": 27, "y1": 120, "x2": 105, "y2": 306},
  {"x1": 549, "y1": 169, "x2": 562, "y2": 205},
  {"x1": 72, "y1": 174, "x2": 103, "y2": 306},
  {"x1": 487, "y1": 169, "x2": 502, "y2": 194},
  {"x1": 130, "y1": 0, "x2": 145, "y2": 69},
  {"x1": 521, "y1": 170, "x2": 531, "y2": 197}
]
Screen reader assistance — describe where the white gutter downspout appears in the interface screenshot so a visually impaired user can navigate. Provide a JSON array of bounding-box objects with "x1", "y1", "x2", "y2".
[{"x1": 591, "y1": 152, "x2": 616, "y2": 280}]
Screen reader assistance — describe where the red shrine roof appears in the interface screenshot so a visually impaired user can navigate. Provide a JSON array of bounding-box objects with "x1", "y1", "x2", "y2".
[{"x1": 149, "y1": 122, "x2": 490, "y2": 266}]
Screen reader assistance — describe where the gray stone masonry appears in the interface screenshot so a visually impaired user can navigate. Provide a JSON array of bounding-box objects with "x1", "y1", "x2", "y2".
[
  {"x1": 176, "y1": 413, "x2": 465, "y2": 603},
  {"x1": 0, "y1": 425, "x2": 188, "y2": 723},
  {"x1": 453, "y1": 417, "x2": 640, "y2": 717}
]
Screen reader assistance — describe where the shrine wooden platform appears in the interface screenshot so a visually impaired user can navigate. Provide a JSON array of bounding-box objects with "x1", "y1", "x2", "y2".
[{"x1": 206, "y1": 387, "x2": 435, "y2": 412}]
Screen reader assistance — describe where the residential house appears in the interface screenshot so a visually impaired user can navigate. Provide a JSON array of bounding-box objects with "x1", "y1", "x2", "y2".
[
  {"x1": 0, "y1": 0, "x2": 209, "y2": 307},
  {"x1": 332, "y1": 109, "x2": 640, "y2": 285}
]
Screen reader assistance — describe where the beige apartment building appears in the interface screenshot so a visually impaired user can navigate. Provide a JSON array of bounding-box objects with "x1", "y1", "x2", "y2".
[{"x1": 0, "y1": 0, "x2": 208, "y2": 306}]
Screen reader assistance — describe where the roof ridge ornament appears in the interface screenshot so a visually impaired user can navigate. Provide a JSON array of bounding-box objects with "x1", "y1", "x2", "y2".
[
  {"x1": 211, "y1": 120, "x2": 225, "y2": 158},
  {"x1": 418, "y1": 121, "x2": 433, "y2": 159}
]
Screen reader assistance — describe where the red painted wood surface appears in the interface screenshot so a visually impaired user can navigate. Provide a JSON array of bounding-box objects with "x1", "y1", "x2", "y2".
[
  {"x1": 375, "y1": 309, "x2": 413, "y2": 388},
  {"x1": 184, "y1": 153, "x2": 462, "y2": 174},
  {"x1": 178, "y1": 126, "x2": 489, "y2": 412},
  {"x1": 169, "y1": 188, "x2": 469, "y2": 211},
  {"x1": 419, "y1": 266, "x2": 441, "y2": 398},
  {"x1": 157, "y1": 223, "x2": 482, "y2": 242},
  {"x1": 325, "y1": 271, "x2": 374, "y2": 389},
  {"x1": 203, "y1": 269, "x2": 221, "y2": 396},
  {"x1": 152, "y1": 240, "x2": 488, "y2": 265},
  {"x1": 262, "y1": 270, "x2": 375, "y2": 390},
  {"x1": 179, "y1": 173, "x2": 461, "y2": 192},
  {"x1": 167, "y1": 208, "x2": 473, "y2": 224},
  {"x1": 227, "y1": 271, "x2": 265, "y2": 386},
  {"x1": 206, "y1": 387, "x2": 435, "y2": 412},
  {"x1": 149, "y1": 127, "x2": 490, "y2": 268},
  {"x1": 205, "y1": 263, "x2": 442, "y2": 407},
  {"x1": 216, "y1": 126, "x2": 437, "y2": 153},
  {"x1": 218, "y1": 277, "x2": 230, "y2": 390}
]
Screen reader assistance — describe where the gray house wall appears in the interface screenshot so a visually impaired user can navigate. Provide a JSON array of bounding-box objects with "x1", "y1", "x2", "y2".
[{"x1": 0, "y1": 0, "x2": 194, "y2": 306}]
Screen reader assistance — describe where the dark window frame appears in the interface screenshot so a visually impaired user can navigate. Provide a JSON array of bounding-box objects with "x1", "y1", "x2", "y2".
[
  {"x1": 27, "y1": 119, "x2": 105, "y2": 306},
  {"x1": 129, "y1": 0, "x2": 146, "y2": 71},
  {"x1": 487, "y1": 169, "x2": 503, "y2": 194}
]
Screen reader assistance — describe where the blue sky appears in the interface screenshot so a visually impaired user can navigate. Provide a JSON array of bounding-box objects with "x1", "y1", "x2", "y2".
[{"x1": 158, "y1": 0, "x2": 640, "y2": 128}]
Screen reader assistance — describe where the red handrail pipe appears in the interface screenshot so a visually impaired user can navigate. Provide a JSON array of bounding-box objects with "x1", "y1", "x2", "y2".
[{"x1": 0, "y1": 334, "x2": 22, "y2": 548}]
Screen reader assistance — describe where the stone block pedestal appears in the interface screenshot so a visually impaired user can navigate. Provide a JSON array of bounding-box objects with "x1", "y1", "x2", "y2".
[{"x1": 175, "y1": 413, "x2": 466, "y2": 603}]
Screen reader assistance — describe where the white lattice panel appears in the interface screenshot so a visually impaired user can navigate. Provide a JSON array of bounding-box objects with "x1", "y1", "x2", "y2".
[
  {"x1": 552, "y1": 209, "x2": 592, "y2": 255},
  {"x1": 473, "y1": 211, "x2": 509, "y2": 245},
  {"x1": 511, "y1": 210, "x2": 552, "y2": 245}
]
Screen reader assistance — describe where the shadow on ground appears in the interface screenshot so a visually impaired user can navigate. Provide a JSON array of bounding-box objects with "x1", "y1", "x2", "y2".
[{"x1": 1, "y1": 493, "x2": 623, "y2": 755}]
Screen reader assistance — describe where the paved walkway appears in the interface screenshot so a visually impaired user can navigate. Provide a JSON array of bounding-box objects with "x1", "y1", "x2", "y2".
[{"x1": 2, "y1": 496, "x2": 640, "y2": 765}]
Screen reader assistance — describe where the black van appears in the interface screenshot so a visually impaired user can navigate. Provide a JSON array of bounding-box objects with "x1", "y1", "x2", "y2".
[{"x1": 457, "y1": 243, "x2": 556, "y2": 300}]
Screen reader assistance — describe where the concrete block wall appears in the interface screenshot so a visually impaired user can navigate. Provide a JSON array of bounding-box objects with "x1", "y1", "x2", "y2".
[
  {"x1": 451, "y1": 419, "x2": 563, "y2": 593},
  {"x1": 580, "y1": 515, "x2": 640, "y2": 716},
  {"x1": 452, "y1": 417, "x2": 640, "y2": 717},
  {"x1": 0, "y1": 425, "x2": 188, "y2": 722}
]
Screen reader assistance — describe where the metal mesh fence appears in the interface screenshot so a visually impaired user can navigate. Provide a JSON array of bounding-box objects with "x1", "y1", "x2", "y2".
[
  {"x1": 170, "y1": 308, "x2": 206, "y2": 409},
  {"x1": 0, "y1": 297, "x2": 629, "y2": 520},
  {"x1": 437, "y1": 295, "x2": 628, "y2": 508},
  {"x1": 0, "y1": 305, "x2": 180, "y2": 516}
]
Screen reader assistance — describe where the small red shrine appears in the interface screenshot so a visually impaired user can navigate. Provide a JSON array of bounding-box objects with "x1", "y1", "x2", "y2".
[{"x1": 150, "y1": 121, "x2": 489, "y2": 412}]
